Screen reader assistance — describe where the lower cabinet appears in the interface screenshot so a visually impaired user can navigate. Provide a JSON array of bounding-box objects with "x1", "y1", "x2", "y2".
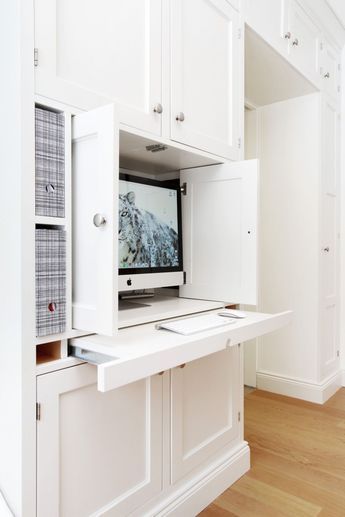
[
  {"x1": 37, "y1": 365, "x2": 163, "y2": 517},
  {"x1": 171, "y1": 347, "x2": 241, "y2": 483},
  {"x1": 37, "y1": 348, "x2": 243, "y2": 516}
]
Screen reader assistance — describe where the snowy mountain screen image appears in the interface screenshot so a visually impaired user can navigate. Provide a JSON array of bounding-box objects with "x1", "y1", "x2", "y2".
[{"x1": 119, "y1": 177, "x2": 182, "y2": 271}]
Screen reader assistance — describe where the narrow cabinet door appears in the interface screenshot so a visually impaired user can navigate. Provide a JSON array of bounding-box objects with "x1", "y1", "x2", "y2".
[
  {"x1": 170, "y1": 0, "x2": 241, "y2": 159},
  {"x1": 171, "y1": 348, "x2": 241, "y2": 483},
  {"x1": 37, "y1": 365, "x2": 163, "y2": 517},
  {"x1": 34, "y1": 0, "x2": 163, "y2": 136},
  {"x1": 72, "y1": 104, "x2": 118, "y2": 336},
  {"x1": 180, "y1": 160, "x2": 258, "y2": 305}
]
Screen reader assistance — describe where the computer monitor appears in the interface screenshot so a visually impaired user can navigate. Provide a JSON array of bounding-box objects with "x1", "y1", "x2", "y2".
[{"x1": 118, "y1": 173, "x2": 184, "y2": 292}]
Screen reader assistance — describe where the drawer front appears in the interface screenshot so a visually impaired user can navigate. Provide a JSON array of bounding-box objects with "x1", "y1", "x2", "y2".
[
  {"x1": 36, "y1": 229, "x2": 66, "y2": 337},
  {"x1": 35, "y1": 107, "x2": 65, "y2": 218}
]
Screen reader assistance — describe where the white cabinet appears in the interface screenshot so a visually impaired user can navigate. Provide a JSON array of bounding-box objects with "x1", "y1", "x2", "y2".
[
  {"x1": 286, "y1": 0, "x2": 321, "y2": 86},
  {"x1": 170, "y1": 0, "x2": 241, "y2": 159},
  {"x1": 171, "y1": 347, "x2": 241, "y2": 483},
  {"x1": 244, "y1": 0, "x2": 288, "y2": 55},
  {"x1": 37, "y1": 365, "x2": 163, "y2": 517},
  {"x1": 320, "y1": 40, "x2": 341, "y2": 101},
  {"x1": 34, "y1": 0, "x2": 242, "y2": 159},
  {"x1": 319, "y1": 95, "x2": 340, "y2": 379},
  {"x1": 34, "y1": 0, "x2": 163, "y2": 136}
]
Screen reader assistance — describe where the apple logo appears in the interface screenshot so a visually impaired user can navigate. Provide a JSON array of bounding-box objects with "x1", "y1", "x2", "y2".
[{"x1": 127, "y1": 278, "x2": 132, "y2": 286}]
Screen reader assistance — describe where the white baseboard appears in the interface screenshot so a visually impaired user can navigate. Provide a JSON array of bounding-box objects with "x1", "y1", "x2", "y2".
[
  {"x1": 341, "y1": 370, "x2": 345, "y2": 387},
  {"x1": 142, "y1": 443, "x2": 250, "y2": 517},
  {"x1": 256, "y1": 371, "x2": 342, "y2": 404}
]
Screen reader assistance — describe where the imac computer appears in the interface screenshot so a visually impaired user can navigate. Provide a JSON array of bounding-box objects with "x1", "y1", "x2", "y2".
[{"x1": 118, "y1": 173, "x2": 184, "y2": 293}]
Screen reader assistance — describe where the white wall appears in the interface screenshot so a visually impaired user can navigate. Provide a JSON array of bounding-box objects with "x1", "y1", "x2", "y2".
[
  {"x1": 257, "y1": 93, "x2": 320, "y2": 383},
  {"x1": 0, "y1": 1, "x2": 35, "y2": 515}
]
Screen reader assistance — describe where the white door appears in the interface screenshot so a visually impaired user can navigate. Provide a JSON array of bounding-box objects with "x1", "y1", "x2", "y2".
[
  {"x1": 170, "y1": 0, "x2": 240, "y2": 159},
  {"x1": 171, "y1": 347, "x2": 241, "y2": 483},
  {"x1": 72, "y1": 104, "x2": 118, "y2": 336},
  {"x1": 34, "y1": 0, "x2": 163, "y2": 136},
  {"x1": 37, "y1": 365, "x2": 163, "y2": 517},
  {"x1": 319, "y1": 96, "x2": 340, "y2": 379},
  {"x1": 287, "y1": 0, "x2": 321, "y2": 86},
  {"x1": 321, "y1": 40, "x2": 341, "y2": 101},
  {"x1": 244, "y1": 0, "x2": 288, "y2": 56},
  {"x1": 180, "y1": 160, "x2": 258, "y2": 305}
]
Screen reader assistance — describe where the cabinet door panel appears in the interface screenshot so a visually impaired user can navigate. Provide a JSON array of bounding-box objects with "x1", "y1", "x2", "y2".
[
  {"x1": 321, "y1": 41, "x2": 341, "y2": 101},
  {"x1": 34, "y1": 0, "x2": 162, "y2": 135},
  {"x1": 180, "y1": 160, "x2": 258, "y2": 305},
  {"x1": 171, "y1": 347, "x2": 240, "y2": 483},
  {"x1": 244, "y1": 0, "x2": 288, "y2": 55},
  {"x1": 37, "y1": 365, "x2": 163, "y2": 517},
  {"x1": 171, "y1": 0, "x2": 240, "y2": 159},
  {"x1": 72, "y1": 104, "x2": 118, "y2": 336},
  {"x1": 320, "y1": 96, "x2": 339, "y2": 378},
  {"x1": 287, "y1": 0, "x2": 321, "y2": 85}
]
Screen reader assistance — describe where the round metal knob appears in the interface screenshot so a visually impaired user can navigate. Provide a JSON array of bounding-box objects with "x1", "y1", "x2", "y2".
[
  {"x1": 176, "y1": 112, "x2": 185, "y2": 122},
  {"x1": 324, "y1": 72, "x2": 330, "y2": 79},
  {"x1": 324, "y1": 247, "x2": 330, "y2": 252},
  {"x1": 93, "y1": 213, "x2": 107, "y2": 228},
  {"x1": 292, "y1": 38, "x2": 299, "y2": 46},
  {"x1": 153, "y1": 103, "x2": 163, "y2": 114},
  {"x1": 284, "y1": 31, "x2": 291, "y2": 39}
]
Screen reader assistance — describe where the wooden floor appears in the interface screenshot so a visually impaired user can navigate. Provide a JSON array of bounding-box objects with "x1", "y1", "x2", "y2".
[{"x1": 199, "y1": 388, "x2": 345, "y2": 517}]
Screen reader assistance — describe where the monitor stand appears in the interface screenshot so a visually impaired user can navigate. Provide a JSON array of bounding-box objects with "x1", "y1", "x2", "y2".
[
  {"x1": 119, "y1": 290, "x2": 154, "y2": 311},
  {"x1": 118, "y1": 299, "x2": 152, "y2": 311}
]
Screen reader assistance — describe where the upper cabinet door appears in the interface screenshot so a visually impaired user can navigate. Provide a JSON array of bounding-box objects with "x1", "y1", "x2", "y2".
[
  {"x1": 180, "y1": 160, "x2": 258, "y2": 305},
  {"x1": 72, "y1": 104, "x2": 118, "y2": 336},
  {"x1": 170, "y1": 0, "x2": 241, "y2": 160},
  {"x1": 287, "y1": 0, "x2": 321, "y2": 86},
  {"x1": 34, "y1": 0, "x2": 163, "y2": 136},
  {"x1": 320, "y1": 40, "x2": 341, "y2": 101}
]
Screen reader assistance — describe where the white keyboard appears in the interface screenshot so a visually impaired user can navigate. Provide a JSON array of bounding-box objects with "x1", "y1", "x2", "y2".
[{"x1": 157, "y1": 313, "x2": 237, "y2": 336}]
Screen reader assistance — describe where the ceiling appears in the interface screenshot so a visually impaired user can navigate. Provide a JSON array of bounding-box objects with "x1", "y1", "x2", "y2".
[{"x1": 326, "y1": 0, "x2": 345, "y2": 29}]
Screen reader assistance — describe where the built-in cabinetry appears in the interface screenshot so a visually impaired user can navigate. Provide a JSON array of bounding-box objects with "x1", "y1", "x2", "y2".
[
  {"x1": 34, "y1": 0, "x2": 242, "y2": 159},
  {"x1": 244, "y1": 0, "x2": 341, "y2": 101}
]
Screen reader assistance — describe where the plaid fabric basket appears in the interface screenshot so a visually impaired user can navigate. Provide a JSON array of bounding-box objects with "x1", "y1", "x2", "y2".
[
  {"x1": 35, "y1": 107, "x2": 65, "y2": 217},
  {"x1": 35, "y1": 229, "x2": 66, "y2": 337}
]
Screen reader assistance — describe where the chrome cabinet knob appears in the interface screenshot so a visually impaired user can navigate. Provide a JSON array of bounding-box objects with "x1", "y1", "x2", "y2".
[
  {"x1": 324, "y1": 247, "x2": 330, "y2": 252},
  {"x1": 176, "y1": 112, "x2": 185, "y2": 122},
  {"x1": 45, "y1": 183, "x2": 55, "y2": 193},
  {"x1": 93, "y1": 213, "x2": 107, "y2": 228},
  {"x1": 284, "y1": 31, "x2": 291, "y2": 39},
  {"x1": 153, "y1": 103, "x2": 163, "y2": 114},
  {"x1": 324, "y1": 72, "x2": 330, "y2": 79},
  {"x1": 292, "y1": 38, "x2": 299, "y2": 46}
]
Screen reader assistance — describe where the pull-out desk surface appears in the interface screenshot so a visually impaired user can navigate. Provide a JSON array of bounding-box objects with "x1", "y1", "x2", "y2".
[{"x1": 70, "y1": 308, "x2": 292, "y2": 392}]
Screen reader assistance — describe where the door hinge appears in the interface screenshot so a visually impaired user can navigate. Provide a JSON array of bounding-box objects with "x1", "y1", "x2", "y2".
[
  {"x1": 36, "y1": 402, "x2": 41, "y2": 421},
  {"x1": 238, "y1": 411, "x2": 241, "y2": 422},
  {"x1": 238, "y1": 28, "x2": 242, "y2": 39},
  {"x1": 180, "y1": 182, "x2": 187, "y2": 196},
  {"x1": 34, "y1": 48, "x2": 39, "y2": 67},
  {"x1": 238, "y1": 137, "x2": 241, "y2": 149}
]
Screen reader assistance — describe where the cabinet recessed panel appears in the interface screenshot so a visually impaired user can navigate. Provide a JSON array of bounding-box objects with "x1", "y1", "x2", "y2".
[
  {"x1": 171, "y1": 0, "x2": 240, "y2": 158},
  {"x1": 180, "y1": 160, "x2": 258, "y2": 305},
  {"x1": 34, "y1": 0, "x2": 162, "y2": 135},
  {"x1": 37, "y1": 365, "x2": 163, "y2": 517}
]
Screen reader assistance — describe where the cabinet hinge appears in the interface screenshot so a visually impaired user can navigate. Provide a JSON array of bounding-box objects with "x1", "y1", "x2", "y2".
[
  {"x1": 337, "y1": 350, "x2": 340, "y2": 357},
  {"x1": 238, "y1": 28, "x2": 242, "y2": 39},
  {"x1": 180, "y1": 182, "x2": 187, "y2": 196},
  {"x1": 238, "y1": 411, "x2": 241, "y2": 422},
  {"x1": 320, "y1": 42, "x2": 324, "y2": 51},
  {"x1": 337, "y1": 85, "x2": 341, "y2": 93},
  {"x1": 183, "y1": 271, "x2": 187, "y2": 284},
  {"x1": 237, "y1": 137, "x2": 241, "y2": 149},
  {"x1": 338, "y1": 63, "x2": 341, "y2": 71},
  {"x1": 36, "y1": 403, "x2": 41, "y2": 421},
  {"x1": 34, "y1": 48, "x2": 39, "y2": 67}
]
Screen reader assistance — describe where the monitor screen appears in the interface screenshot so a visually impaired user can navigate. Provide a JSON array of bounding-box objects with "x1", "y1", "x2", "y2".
[{"x1": 118, "y1": 174, "x2": 183, "y2": 275}]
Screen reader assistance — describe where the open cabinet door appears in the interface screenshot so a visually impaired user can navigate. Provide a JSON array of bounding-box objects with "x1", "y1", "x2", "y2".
[
  {"x1": 180, "y1": 160, "x2": 258, "y2": 305},
  {"x1": 72, "y1": 104, "x2": 118, "y2": 335}
]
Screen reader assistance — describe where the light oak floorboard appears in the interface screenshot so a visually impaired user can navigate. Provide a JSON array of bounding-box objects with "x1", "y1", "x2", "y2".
[{"x1": 199, "y1": 388, "x2": 345, "y2": 517}]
